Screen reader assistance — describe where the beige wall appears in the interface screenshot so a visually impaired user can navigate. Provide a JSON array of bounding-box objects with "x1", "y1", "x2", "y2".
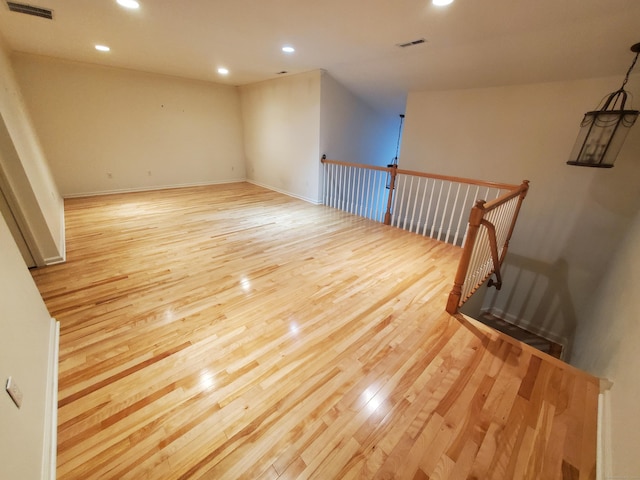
[
  {"x1": 320, "y1": 71, "x2": 398, "y2": 167},
  {"x1": 404, "y1": 77, "x2": 640, "y2": 474},
  {"x1": 0, "y1": 38, "x2": 64, "y2": 264},
  {"x1": 239, "y1": 70, "x2": 400, "y2": 203},
  {"x1": 572, "y1": 209, "x2": 640, "y2": 478},
  {"x1": 0, "y1": 214, "x2": 57, "y2": 479},
  {"x1": 12, "y1": 53, "x2": 246, "y2": 197},
  {"x1": 239, "y1": 71, "x2": 322, "y2": 203},
  {"x1": 402, "y1": 76, "x2": 640, "y2": 351}
]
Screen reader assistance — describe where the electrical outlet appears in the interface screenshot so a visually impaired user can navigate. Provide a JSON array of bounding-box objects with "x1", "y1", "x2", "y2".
[{"x1": 6, "y1": 377, "x2": 23, "y2": 409}]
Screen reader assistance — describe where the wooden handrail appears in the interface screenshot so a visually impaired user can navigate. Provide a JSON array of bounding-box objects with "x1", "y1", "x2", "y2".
[
  {"x1": 321, "y1": 158, "x2": 391, "y2": 173},
  {"x1": 446, "y1": 180, "x2": 529, "y2": 314},
  {"x1": 321, "y1": 158, "x2": 519, "y2": 191},
  {"x1": 320, "y1": 156, "x2": 529, "y2": 315},
  {"x1": 480, "y1": 180, "x2": 529, "y2": 212}
]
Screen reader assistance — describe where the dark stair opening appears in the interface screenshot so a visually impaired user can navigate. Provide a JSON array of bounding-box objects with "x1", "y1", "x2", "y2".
[{"x1": 478, "y1": 312, "x2": 563, "y2": 359}]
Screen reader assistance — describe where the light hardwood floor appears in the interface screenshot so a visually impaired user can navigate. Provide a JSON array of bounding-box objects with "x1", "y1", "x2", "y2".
[{"x1": 31, "y1": 183, "x2": 598, "y2": 479}]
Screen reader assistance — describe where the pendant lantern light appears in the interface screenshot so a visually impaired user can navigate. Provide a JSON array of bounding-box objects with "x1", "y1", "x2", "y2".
[
  {"x1": 386, "y1": 114, "x2": 405, "y2": 189},
  {"x1": 567, "y1": 43, "x2": 640, "y2": 168}
]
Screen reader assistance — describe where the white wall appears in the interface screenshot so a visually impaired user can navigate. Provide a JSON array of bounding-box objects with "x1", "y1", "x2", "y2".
[
  {"x1": 239, "y1": 71, "x2": 322, "y2": 203},
  {"x1": 571, "y1": 209, "x2": 640, "y2": 479},
  {"x1": 12, "y1": 53, "x2": 246, "y2": 197},
  {"x1": 0, "y1": 214, "x2": 57, "y2": 479},
  {"x1": 402, "y1": 75, "x2": 640, "y2": 351},
  {"x1": 0, "y1": 38, "x2": 64, "y2": 264},
  {"x1": 238, "y1": 70, "x2": 401, "y2": 204},
  {"x1": 320, "y1": 71, "x2": 399, "y2": 167},
  {"x1": 404, "y1": 77, "x2": 640, "y2": 475}
]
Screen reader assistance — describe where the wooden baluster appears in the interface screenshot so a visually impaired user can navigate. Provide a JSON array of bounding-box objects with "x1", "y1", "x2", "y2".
[
  {"x1": 416, "y1": 177, "x2": 428, "y2": 234},
  {"x1": 329, "y1": 163, "x2": 335, "y2": 208},
  {"x1": 345, "y1": 167, "x2": 351, "y2": 213},
  {"x1": 454, "y1": 184, "x2": 471, "y2": 246},
  {"x1": 343, "y1": 166, "x2": 348, "y2": 210},
  {"x1": 423, "y1": 179, "x2": 436, "y2": 237},
  {"x1": 355, "y1": 167, "x2": 363, "y2": 216},
  {"x1": 336, "y1": 164, "x2": 340, "y2": 208},
  {"x1": 327, "y1": 163, "x2": 333, "y2": 208},
  {"x1": 326, "y1": 162, "x2": 331, "y2": 207},
  {"x1": 463, "y1": 186, "x2": 482, "y2": 248},
  {"x1": 379, "y1": 170, "x2": 387, "y2": 222},
  {"x1": 322, "y1": 162, "x2": 327, "y2": 205},
  {"x1": 408, "y1": 176, "x2": 418, "y2": 231},
  {"x1": 337, "y1": 165, "x2": 343, "y2": 211},
  {"x1": 364, "y1": 169, "x2": 372, "y2": 219},
  {"x1": 395, "y1": 175, "x2": 408, "y2": 228},
  {"x1": 437, "y1": 182, "x2": 452, "y2": 241},
  {"x1": 498, "y1": 180, "x2": 529, "y2": 265},
  {"x1": 482, "y1": 218, "x2": 503, "y2": 290},
  {"x1": 371, "y1": 170, "x2": 378, "y2": 221},
  {"x1": 329, "y1": 163, "x2": 334, "y2": 207},
  {"x1": 345, "y1": 167, "x2": 353, "y2": 213},
  {"x1": 446, "y1": 200, "x2": 486, "y2": 314},
  {"x1": 391, "y1": 174, "x2": 400, "y2": 226},
  {"x1": 444, "y1": 183, "x2": 461, "y2": 244},
  {"x1": 430, "y1": 180, "x2": 444, "y2": 238},
  {"x1": 384, "y1": 165, "x2": 397, "y2": 225}
]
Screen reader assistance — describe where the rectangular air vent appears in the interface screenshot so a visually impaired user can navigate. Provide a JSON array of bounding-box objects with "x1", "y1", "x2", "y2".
[
  {"x1": 397, "y1": 38, "x2": 426, "y2": 48},
  {"x1": 7, "y1": 2, "x2": 53, "y2": 19}
]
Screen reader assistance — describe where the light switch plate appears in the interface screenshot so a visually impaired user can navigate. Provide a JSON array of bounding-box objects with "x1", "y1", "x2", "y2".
[{"x1": 6, "y1": 377, "x2": 23, "y2": 409}]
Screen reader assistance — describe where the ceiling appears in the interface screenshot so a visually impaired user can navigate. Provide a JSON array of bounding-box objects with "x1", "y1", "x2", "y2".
[{"x1": 1, "y1": 0, "x2": 639, "y2": 114}]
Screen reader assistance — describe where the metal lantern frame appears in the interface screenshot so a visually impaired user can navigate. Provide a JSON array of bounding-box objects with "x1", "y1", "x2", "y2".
[{"x1": 567, "y1": 42, "x2": 640, "y2": 168}]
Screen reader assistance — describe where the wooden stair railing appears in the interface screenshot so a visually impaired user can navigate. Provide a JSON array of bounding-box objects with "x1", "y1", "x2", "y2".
[
  {"x1": 320, "y1": 157, "x2": 529, "y2": 313},
  {"x1": 445, "y1": 181, "x2": 529, "y2": 314},
  {"x1": 321, "y1": 158, "x2": 517, "y2": 246}
]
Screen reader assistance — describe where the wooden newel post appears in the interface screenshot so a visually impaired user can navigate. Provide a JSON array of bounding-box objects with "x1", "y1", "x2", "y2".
[
  {"x1": 446, "y1": 200, "x2": 486, "y2": 314},
  {"x1": 384, "y1": 165, "x2": 398, "y2": 225}
]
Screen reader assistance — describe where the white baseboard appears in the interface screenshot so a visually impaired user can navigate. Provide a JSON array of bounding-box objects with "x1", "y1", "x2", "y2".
[
  {"x1": 43, "y1": 255, "x2": 65, "y2": 265},
  {"x1": 62, "y1": 178, "x2": 247, "y2": 199},
  {"x1": 42, "y1": 319, "x2": 59, "y2": 480},
  {"x1": 246, "y1": 179, "x2": 321, "y2": 205},
  {"x1": 62, "y1": 178, "x2": 323, "y2": 205},
  {"x1": 598, "y1": 391, "x2": 605, "y2": 480}
]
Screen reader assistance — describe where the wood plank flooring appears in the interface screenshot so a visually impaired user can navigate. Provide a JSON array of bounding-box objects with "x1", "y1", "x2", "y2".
[{"x1": 31, "y1": 182, "x2": 599, "y2": 479}]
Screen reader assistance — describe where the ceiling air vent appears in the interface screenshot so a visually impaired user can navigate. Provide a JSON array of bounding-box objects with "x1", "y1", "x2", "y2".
[
  {"x1": 396, "y1": 38, "x2": 426, "y2": 48},
  {"x1": 7, "y1": 2, "x2": 53, "y2": 19}
]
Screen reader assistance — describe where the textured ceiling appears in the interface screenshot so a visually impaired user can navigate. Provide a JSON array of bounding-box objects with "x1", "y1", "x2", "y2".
[{"x1": 1, "y1": 0, "x2": 639, "y2": 113}]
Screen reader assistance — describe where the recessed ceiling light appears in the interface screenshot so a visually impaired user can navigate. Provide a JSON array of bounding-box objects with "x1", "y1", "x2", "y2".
[
  {"x1": 432, "y1": 0, "x2": 454, "y2": 5},
  {"x1": 217, "y1": 67, "x2": 229, "y2": 75},
  {"x1": 95, "y1": 45, "x2": 110, "y2": 52},
  {"x1": 282, "y1": 46, "x2": 295, "y2": 54},
  {"x1": 117, "y1": 0, "x2": 140, "y2": 9}
]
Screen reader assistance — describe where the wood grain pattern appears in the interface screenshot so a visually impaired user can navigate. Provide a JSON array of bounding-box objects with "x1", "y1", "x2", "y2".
[{"x1": 31, "y1": 182, "x2": 598, "y2": 479}]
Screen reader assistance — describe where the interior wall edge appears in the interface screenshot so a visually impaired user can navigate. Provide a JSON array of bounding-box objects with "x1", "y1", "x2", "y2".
[
  {"x1": 246, "y1": 179, "x2": 321, "y2": 205},
  {"x1": 41, "y1": 318, "x2": 59, "y2": 480}
]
